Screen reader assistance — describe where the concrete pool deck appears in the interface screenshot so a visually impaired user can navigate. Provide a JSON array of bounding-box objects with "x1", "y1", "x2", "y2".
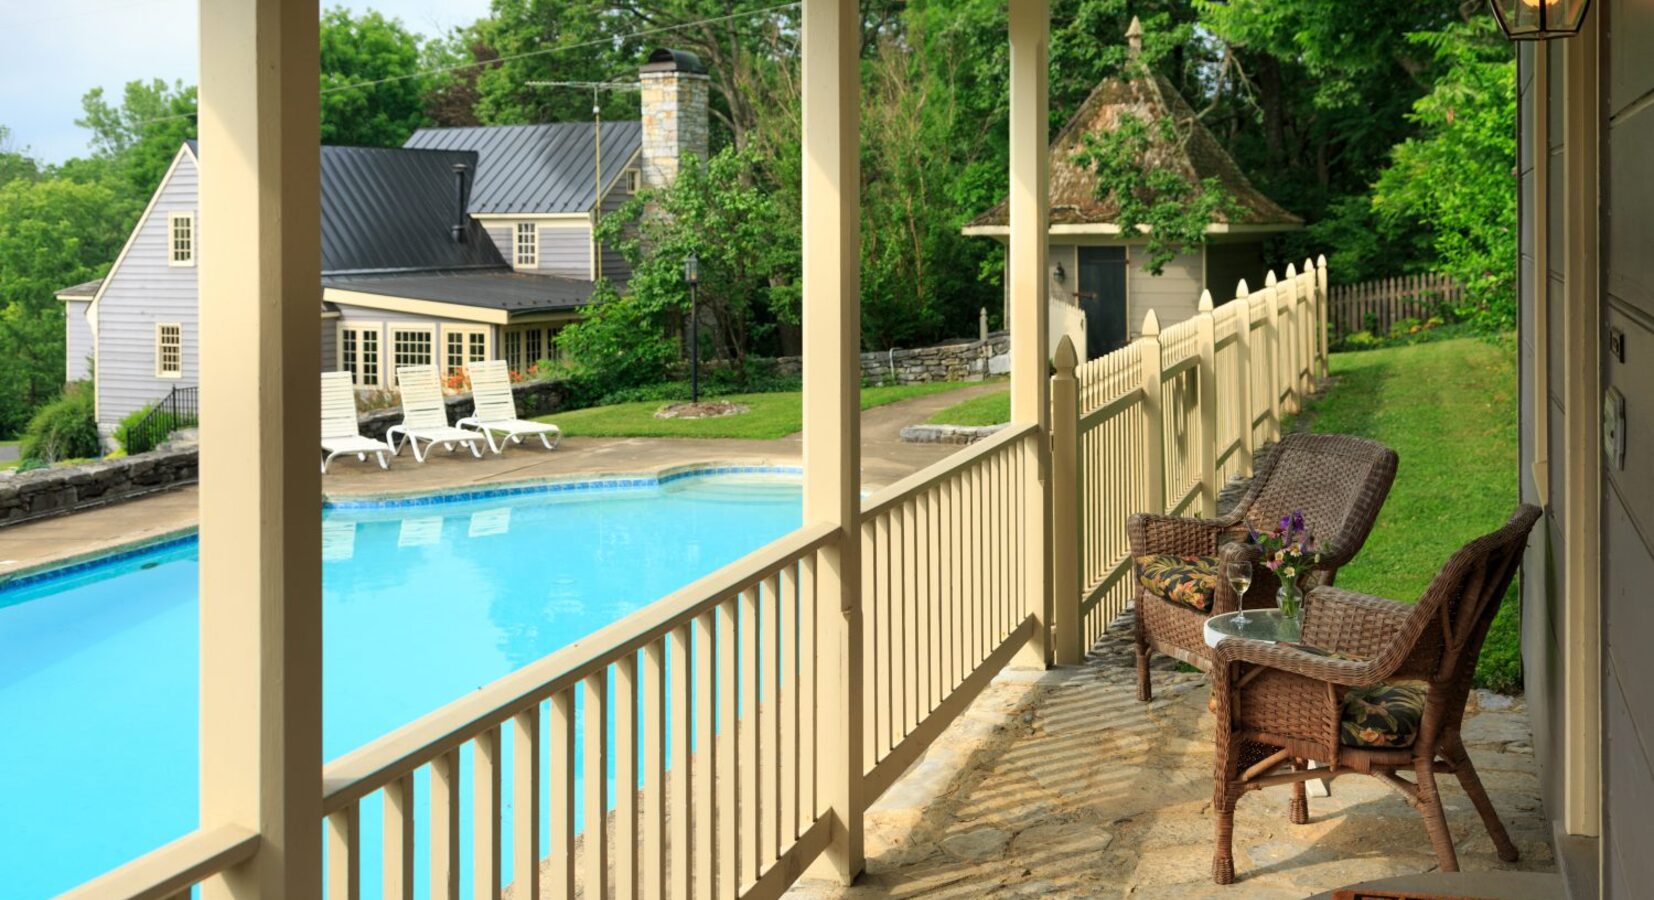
[{"x1": 0, "y1": 384, "x2": 1003, "y2": 577}]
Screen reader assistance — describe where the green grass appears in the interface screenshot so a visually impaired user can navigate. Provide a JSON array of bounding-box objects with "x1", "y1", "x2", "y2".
[
  {"x1": 1302, "y1": 336, "x2": 1521, "y2": 692},
  {"x1": 539, "y1": 381, "x2": 978, "y2": 440},
  {"x1": 926, "y1": 389, "x2": 1010, "y2": 427}
]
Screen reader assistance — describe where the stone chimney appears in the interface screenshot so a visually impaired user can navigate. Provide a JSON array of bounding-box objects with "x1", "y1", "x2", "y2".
[{"x1": 639, "y1": 48, "x2": 710, "y2": 191}]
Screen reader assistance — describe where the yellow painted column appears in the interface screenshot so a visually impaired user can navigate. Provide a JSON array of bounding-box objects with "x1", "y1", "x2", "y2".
[
  {"x1": 197, "y1": 0, "x2": 324, "y2": 897},
  {"x1": 1008, "y1": 0, "x2": 1053, "y2": 668},
  {"x1": 1049, "y1": 337, "x2": 1082, "y2": 665},
  {"x1": 801, "y1": 0, "x2": 865, "y2": 881}
]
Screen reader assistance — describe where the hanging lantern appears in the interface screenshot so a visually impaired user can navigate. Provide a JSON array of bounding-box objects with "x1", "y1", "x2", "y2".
[{"x1": 1489, "y1": 0, "x2": 1591, "y2": 40}]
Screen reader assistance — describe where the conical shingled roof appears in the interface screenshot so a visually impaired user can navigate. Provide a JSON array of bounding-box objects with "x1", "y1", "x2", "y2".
[{"x1": 968, "y1": 24, "x2": 1300, "y2": 232}]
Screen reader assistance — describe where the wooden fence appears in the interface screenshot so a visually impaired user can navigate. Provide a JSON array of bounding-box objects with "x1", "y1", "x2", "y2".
[{"x1": 1329, "y1": 273, "x2": 1460, "y2": 336}]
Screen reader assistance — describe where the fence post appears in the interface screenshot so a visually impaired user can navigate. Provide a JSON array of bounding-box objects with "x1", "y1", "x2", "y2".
[
  {"x1": 1264, "y1": 271, "x2": 1283, "y2": 441},
  {"x1": 1233, "y1": 280, "x2": 1255, "y2": 474},
  {"x1": 1284, "y1": 263, "x2": 1301, "y2": 414},
  {"x1": 1317, "y1": 255, "x2": 1330, "y2": 379},
  {"x1": 1299, "y1": 259, "x2": 1314, "y2": 397},
  {"x1": 1195, "y1": 291, "x2": 1219, "y2": 517},
  {"x1": 1139, "y1": 310, "x2": 1166, "y2": 515},
  {"x1": 1050, "y1": 336, "x2": 1082, "y2": 666}
]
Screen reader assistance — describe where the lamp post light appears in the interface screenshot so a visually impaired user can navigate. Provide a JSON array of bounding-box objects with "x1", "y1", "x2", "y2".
[
  {"x1": 1489, "y1": 0, "x2": 1591, "y2": 40},
  {"x1": 685, "y1": 253, "x2": 701, "y2": 404}
]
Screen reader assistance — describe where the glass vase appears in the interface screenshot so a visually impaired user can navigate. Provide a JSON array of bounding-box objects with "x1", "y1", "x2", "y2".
[{"x1": 1276, "y1": 580, "x2": 1304, "y2": 642}]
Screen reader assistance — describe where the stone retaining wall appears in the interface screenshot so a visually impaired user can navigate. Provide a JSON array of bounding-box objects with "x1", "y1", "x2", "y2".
[
  {"x1": 771, "y1": 332, "x2": 1010, "y2": 385},
  {"x1": 0, "y1": 446, "x2": 199, "y2": 527}
]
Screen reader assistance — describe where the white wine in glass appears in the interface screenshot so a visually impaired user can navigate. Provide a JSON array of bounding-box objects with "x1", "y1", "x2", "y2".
[{"x1": 1226, "y1": 560, "x2": 1253, "y2": 627}]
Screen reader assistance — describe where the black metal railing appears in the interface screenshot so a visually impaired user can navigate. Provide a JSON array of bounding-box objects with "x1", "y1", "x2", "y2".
[{"x1": 125, "y1": 386, "x2": 199, "y2": 455}]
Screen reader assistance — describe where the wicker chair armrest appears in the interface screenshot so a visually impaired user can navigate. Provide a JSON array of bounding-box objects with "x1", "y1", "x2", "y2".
[
  {"x1": 1212, "y1": 636, "x2": 1387, "y2": 687},
  {"x1": 1126, "y1": 512, "x2": 1235, "y2": 557},
  {"x1": 1301, "y1": 586, "x2": 1413, "y2": 659}
]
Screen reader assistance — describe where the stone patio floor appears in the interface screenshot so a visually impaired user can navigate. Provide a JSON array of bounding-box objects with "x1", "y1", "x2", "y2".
[{"x1": 787, "y1": 624, "x2": 1555, "y2": 899}]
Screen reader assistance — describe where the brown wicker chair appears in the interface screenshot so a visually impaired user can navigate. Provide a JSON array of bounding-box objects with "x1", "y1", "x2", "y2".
[
  {"x1": 1128, "y1": 433, "x2": 1398, "y2": 701},
  {"x1": 1207, "y1": 504, "x2": 1541, "y2": 884}
]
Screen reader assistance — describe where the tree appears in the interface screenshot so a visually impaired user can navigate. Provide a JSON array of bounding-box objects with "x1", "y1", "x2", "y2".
[
  {"x1": 561, "y1": 147, "x2": 798, "y2": 388},
  {"x1": 0, "y1": 127, "x2": 41, "y2": 186},
  {"x1": 320, "y1": 7, "x2": 432, "y2": 147},
  {"x1": 76, "y1": 79, "x2": 198, "y2": 200},
  {"x1": 0, "y1": 178, "x2": 132, "y2": 436}
]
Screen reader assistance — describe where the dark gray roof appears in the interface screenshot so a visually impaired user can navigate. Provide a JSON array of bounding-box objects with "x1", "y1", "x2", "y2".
[
  {"x1": 320, "y1": 146, "x2": 505, "y2": 274},
  {"x1": 403, "y1": 123, "x2": 642, "y2": 215},
  {"x1": 324, "y1": 269, "x2": 598, "y2": 315},
  {"x1": 55, "y1": 278, "x2": 103, "y2": 299}
]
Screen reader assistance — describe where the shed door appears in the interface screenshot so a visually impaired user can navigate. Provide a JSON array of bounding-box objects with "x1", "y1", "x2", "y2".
[{"x1": 1077, "y1": 246, "x2": 1128, "y2": 358}]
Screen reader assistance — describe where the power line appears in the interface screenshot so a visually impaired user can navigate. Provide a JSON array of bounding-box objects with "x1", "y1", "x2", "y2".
[{"x1": 119, "y1": 2, "x2": 799, "y2": 132}]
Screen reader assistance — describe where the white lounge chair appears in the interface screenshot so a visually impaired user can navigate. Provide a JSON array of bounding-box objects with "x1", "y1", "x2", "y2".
[
  {"x1": 386, "y1": 365, "x2": 489, "y2": 463},
  {"x1": 320, "y1": 371, "x2": 393, "y2": 474},
  {"x1": 457, "y1": 359, "x2": 563, "y2": 454}
]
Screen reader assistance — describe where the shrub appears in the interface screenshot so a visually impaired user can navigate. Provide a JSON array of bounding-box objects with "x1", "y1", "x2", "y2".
[
  {"x1": 114, "y1": 403, "x2": 190, "y2": 455},
  {"x1": 19, "y1": 382, "x2": 100, "y2": 463}
]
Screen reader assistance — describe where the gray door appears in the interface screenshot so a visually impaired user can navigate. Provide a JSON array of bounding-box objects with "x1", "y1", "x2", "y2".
[{"x1": 1077, "y1": 246, "x2": 1128, "y2": 358}]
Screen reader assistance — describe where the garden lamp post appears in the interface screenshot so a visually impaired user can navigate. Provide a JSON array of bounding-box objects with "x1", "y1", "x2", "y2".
[
  {"x1": 685, "y1": 253, "x2": 701, "y2": 403},
  {"x1": 1489, "y1": 0, "x2": 1591, "y2": 40}
]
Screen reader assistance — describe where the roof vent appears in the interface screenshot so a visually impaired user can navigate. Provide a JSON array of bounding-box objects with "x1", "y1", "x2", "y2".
[
  {"x1": 450, "y1": 163, "x2": 470, "y2": 244},
  {"x1": 641, "y1": 48, "x2": 706, "y2": 75}
]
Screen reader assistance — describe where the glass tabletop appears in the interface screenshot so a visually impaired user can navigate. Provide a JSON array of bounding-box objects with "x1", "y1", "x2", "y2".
[{"x1": 1203, "y1": 609, "x2": 1296, "y2": 648}]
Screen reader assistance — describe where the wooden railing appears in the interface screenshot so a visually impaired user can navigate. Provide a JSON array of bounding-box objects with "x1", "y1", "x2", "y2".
[
  {"x1": 1051, "y1": 259, "x2": 1327, "y2": 657},
  {"x1": 1329, "y1": 272, "x2": 1459, "y2": 336},
  {"x1": 55, "y1": 827, "x2": 259, "y2": 900}
]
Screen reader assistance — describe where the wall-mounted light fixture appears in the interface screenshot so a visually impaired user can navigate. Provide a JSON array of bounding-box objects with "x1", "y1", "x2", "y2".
[
  {"x1": 1053, "y1": 262, "x2": 1067, "y2": 285},
  {"x1": 1489, "y1": 0, "x2": 1590, "y2": 40}
]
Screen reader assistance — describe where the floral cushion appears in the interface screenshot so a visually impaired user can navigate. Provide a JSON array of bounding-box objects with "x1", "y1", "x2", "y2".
[
  {"x1": 1340, "y1": 680, "x2": 1428, "y2": 748},
  {"x1": 1135, "y1": 554, "x2": 1219, "y2": 613}
]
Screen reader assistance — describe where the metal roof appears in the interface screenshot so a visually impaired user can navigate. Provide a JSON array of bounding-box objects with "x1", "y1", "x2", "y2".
[
  {"x1": 403, "y1": 122, "x2": 642, "y2": 215},
  {"x1": 323, "y1": 269, "x2": 599, "y2": 315},
  {"x1": 320, "y1": 146, "x2": 505, "y2": 274}
]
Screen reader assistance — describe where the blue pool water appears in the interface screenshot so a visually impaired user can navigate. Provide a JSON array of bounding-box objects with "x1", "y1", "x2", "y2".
[{"x1": 0, "y1": 473, "x2": 802, "y2": 899}]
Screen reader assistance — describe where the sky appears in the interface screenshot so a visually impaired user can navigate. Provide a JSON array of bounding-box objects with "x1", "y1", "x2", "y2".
[{"x1": 0, "y1": 0, "x2": 493, "y2": 164}]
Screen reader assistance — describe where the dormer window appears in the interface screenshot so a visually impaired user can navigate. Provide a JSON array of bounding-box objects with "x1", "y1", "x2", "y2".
[
  {"x1": 168, "y1": 212, "x2": 195, "y2": 267},
  {"x1": 514, "y1": 222, "x2": 538, "y2": 269}
]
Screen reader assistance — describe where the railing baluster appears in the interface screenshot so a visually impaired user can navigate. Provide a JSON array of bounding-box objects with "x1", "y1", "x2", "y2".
[
  {"x1": 667, "y1": 624, "x2": 693, "y2": 900},
  {"x1": 547, "y1": 692, "x2": 572, "y2": 900},
  {"x1": 780, "y1": 562, "x2": 800, "y2": 843},
  {"x1": 624, "y1": 650, "x2": 650, "y2": 900},
  {"x1": 474, "y1": 726, "x2": 502, "y2": 900},
  {"x1": 799, "y1": 552, "x2": 818, "y2": 824},
  {"x1": 716, "y1": 596, "x2": 738, "y2": 897},
  {"x1": 582, "y1": 671, "x2": 610, "y2": 898},
  {"x1": 514, "y1": 704, "x2": 543, "y2": 900},
  {"x1": 383, "y1": 773, "x2": 415, "y2": 900},
  {"x1": 761, "y1": 572, "x2": 782, "y2": 867},
  {"x1": 431, "y1": 749, "x2": 461, "y2": 900},
  {"x1": 691, "y1": 609, "x2": 716, "y2": 900},
  {"x1": 739, "y1": 586, "x2": 761, "y2": 885},
  {"x1": 326, "y1": 803, "x2": 360, "y2": 900}
]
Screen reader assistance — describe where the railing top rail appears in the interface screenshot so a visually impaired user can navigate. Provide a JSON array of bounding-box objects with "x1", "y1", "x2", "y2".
[
  {"x1": 860, "y1": 422, "x2": 1039, "y2": 522},
  {"x1": 55, "y1": 826, "x2": 259, "y2": 900},
  {"x1": 321, "y1": 518, "x2": 839, "y2": 814}
]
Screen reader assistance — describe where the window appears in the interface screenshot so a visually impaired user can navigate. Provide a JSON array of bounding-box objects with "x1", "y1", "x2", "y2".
[
  {"x1": 338, "y1": 323, "x2": 382, "y2": 387},
  {"x1": 525, "y1": 328, "x2": 542, "y2": 366},
  {"x1": 443, "y1": 325, "x2": 489, "y2": 376},
  {"x1": 156, "y1": 323, "x2": 183, "y2": 377},
  {"x1": 168, "y1": 212, "x2": 195, "y2": 267},
  {"x1": 624, "y1": 169, "x2": 641, "y2": 193},
  {"x1": 504, "y1": 329, "x2": 522, "y2": 371},
  {"x1": 392, "y1": 326, "x2": 435, "y2": 370},
  {"x1": 505, "y1": 323, "x2": 567, "y2": 373},
  {"x1": 514, "y1": 222, "x2": 538, "y2": 269}
]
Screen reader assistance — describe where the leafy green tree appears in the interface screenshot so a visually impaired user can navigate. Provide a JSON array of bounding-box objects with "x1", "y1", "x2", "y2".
[
  {"x1": 1371, "y1": 20, "x2": 1516, "y2": 330},
  {"x1": 320, "y1": 7, "x2": 432, "y2": 147},
  {"x1": 561, "y1": 147, "x2": 797, "y2": 388},
  {"x1": 0, "y1": 178, "x2": 131, "y2": 436},
  {"x1": 0, "y1": 127, "x2": 41, "y2": 186},
  {"x1": 77, "y1": 79, "x2": 198, "y2": 200}
]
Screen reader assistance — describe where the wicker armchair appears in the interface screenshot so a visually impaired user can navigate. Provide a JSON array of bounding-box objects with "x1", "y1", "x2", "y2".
[
  {"x1": 1128, "y1": 433, "x2": 1398, "y2": 701},
  {"x1": 1207, "y1": 504, "x2": 1541, "y2": 884}
]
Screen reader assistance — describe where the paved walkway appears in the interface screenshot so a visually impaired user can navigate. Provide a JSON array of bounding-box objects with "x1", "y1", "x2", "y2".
[
  {"x1": 0, "y1": 384, "x2": 1002, "y2": 576},
  {"x1": 788, "y1": 627, "x2": 1553, "y2": 899}
]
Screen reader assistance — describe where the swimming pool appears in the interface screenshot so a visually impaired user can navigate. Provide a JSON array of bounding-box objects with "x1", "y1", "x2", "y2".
[{"x1": 0, "y1": 470, "x2": 802, "y2": 899}]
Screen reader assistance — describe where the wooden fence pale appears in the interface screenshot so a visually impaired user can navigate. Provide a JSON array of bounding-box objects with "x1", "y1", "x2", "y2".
[{"x1": 1329, "y1": 273, "x2": 1460, "y2": 336}]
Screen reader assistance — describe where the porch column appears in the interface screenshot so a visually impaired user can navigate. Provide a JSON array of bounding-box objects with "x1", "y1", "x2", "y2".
[
  {"x1": 1008, "y1": 0, "x2": 1053, "y2": 668},
  {"x1": 801, "y1": 0, "x2": 865, "y2": 881},
  {"x1": 198, "y1": 0, "x2": 324, "y2": 896}
]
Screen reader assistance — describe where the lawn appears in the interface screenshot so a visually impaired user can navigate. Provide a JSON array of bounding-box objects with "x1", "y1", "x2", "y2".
[
  {"x1": 539, "y1": 381, "x2": 980, "y2": 440},
  {"x1": 926, "y1": 389, "x2": 1010, "y2": 426},
  {"x1": 1303, "y1": 336, "x2": 1521, "y2": 692}
]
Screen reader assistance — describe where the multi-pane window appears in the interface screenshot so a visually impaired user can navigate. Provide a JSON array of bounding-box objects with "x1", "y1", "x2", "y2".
[
  {"x1": 514, "y1": 222, "x2": 538, "y2": 268},
  {"x1": 156, "y1": 323, "x2": 182, "y2": 377},
  {"x1": 392, "y1": 327, "x2": 434, "y2": 369},
  {"x1": 504, "y1": 330, "x2": 522, "y2": 371},
  {"x1": 339, "y1": 324, "x2": 381, "y2": 387},
  {"x1": 504, "y1": 323, "x2": 567, "y2": 372},
  {"x1": 443, "y1": 326, "x2": 489, "y2": 376},
  {"x1": 168, "y1": 212, "x2": 195, "y2": 267},
  {"x1": 525, "y1": 328, "x2": 542, "y2": 365},
  {"x1": 624, "y1": 169, "x2": 641, "y2": 193}
]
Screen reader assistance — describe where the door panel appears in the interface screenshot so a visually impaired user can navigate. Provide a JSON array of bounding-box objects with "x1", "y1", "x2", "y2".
[{"x1": 1077, "y1": 246, "x2": 1128, "y2": 358}]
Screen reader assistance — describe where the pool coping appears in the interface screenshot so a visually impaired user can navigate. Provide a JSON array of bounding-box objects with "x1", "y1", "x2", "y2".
[{"x1": 0, "y1": 463, "x2": 804, "y2": 590}]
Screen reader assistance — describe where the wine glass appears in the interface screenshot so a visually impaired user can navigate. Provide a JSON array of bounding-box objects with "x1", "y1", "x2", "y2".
[{"x1": 1226, "y1": 560, "x2": 1253, "y2": 627}]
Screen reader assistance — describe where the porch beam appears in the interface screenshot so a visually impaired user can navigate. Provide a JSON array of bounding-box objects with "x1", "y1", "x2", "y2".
[
  {"x1": 801, "y1": 0, "x2": 865, "y2": 881},
  {"x1": 197, "y1": 0, "x2": 324, "y2": 896},
  {"x1": 1008, "y1": 0, "x2": 1053, "y2": 668}
]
